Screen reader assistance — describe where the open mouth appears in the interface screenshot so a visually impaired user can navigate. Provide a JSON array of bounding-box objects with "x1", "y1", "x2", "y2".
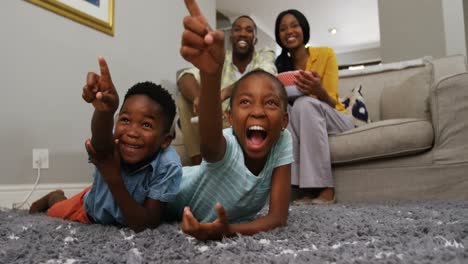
[
  {"x1": 237, "y1": 40, "x2": 248, "y2": 48},
  {"x1": 246, "y1": 125, "x2": 267, "y2": 148},
  {"x1": 287, "y1": 36, "x2": 297, "y2": 43},
  {"x1": 120, "y1": 142, "x2": 143, "y2": 153}
]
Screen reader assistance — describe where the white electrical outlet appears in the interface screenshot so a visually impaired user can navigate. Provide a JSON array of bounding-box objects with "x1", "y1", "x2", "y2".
[{"x1": 33, "y1": 148, "x2": 49, "y2": 169}]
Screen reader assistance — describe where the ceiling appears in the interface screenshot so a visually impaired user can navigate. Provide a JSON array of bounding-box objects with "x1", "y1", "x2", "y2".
[{"x1": 216, "y1": 0, "x2": 381, "y2": 54}]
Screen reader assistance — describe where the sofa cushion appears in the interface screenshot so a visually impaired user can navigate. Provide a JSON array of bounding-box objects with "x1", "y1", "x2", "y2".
[
  {"x1": 431, "y1": 54, "x2": 467, "y2": 82},
  {"x1": 330, "y1": 118, "x2": 434, "y2": 164},
  {"x1": 339, "y1": 59, "x2": 433, "y2": 122},
  {"x1": 341, "y1": 84, "x2": 371, "y2": 127},
  {"x1": 380, "y1": 63, "x2": 433, "y2": 120}
]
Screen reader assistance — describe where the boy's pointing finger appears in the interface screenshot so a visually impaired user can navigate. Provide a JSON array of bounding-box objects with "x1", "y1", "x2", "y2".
[
  {"x1": 183, "y1": 16, "x2": 209, "y2": 36},
  {"x1": 184, "y1": 0, "x2": 211, "y2": 30},
  {"x1": 184, "y1": 0, "x2": 202, "y2": 17},
  {"x1": 98, "y1": 56, "x2": 112, "y2": 82}
]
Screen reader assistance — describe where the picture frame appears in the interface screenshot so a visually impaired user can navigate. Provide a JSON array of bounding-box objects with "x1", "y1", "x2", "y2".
[{"x1": 26, "y1": 0, "x2": 114, "y2": 36}]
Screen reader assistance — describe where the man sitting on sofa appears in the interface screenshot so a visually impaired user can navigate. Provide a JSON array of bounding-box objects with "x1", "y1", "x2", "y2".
[{"x1": 177, "y1": 15, "x2": 277, "y2": 165}]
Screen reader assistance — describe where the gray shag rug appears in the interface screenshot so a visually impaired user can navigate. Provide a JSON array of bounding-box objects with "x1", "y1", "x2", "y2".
[{"x1": 1, "y1": 202, "x2": 467, "y2": 264}]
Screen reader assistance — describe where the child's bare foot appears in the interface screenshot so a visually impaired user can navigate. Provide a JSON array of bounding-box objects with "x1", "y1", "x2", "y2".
[{"x1": 29, "y1": 190, "x2": 66, "y2": 214}]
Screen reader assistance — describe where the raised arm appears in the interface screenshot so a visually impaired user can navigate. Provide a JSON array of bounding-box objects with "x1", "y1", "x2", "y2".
[
  {"x1": 82, "y1": 57, "x2": 119, "y2": 159},
  {"x1": 180, "y1": 0, "x2": 226, "y2": 162}
]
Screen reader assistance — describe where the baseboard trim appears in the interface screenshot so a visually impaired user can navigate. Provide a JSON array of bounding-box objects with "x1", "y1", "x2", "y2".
[{"x1": 0, "y1": 183, "x2": 91, "y2": 210}]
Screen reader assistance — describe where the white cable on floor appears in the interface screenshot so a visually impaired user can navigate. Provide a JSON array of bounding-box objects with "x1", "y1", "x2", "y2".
[{"x1": 12, "y1": 167, "x2": 41, "y2": 210}]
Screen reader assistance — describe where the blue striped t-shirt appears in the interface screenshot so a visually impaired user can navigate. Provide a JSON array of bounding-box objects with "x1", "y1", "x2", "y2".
[{"x1": 167, "y1": 128, "x2": 293, "y2": 223}]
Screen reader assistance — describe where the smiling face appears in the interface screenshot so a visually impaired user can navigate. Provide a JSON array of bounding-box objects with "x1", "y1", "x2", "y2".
[
  {"x1": 278, "y1": 14, "x2": 304, "y2": 50},
  {"x1": 114, "y1": 95, "x2": 171, "y2": 165},
  {"x1": 230, "y1": 17, "x2": 257, "y2": 59},
  {"x1": 228, "y1": 73, "x2": 288, "y2": 165}
]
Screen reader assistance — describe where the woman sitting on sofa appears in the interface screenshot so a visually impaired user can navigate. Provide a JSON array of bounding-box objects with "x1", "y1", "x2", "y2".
[{"x1": 275, "y1": 9, "x2": 354, "y2": 204}]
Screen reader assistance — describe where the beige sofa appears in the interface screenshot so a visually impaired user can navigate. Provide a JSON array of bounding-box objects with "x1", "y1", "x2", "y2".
[
  {"x1": 171, "y1": 54, "x2": 468, "y2": 202},
  {"x1": 332, "y1": 54, "x2": 468, "y2": 202}
]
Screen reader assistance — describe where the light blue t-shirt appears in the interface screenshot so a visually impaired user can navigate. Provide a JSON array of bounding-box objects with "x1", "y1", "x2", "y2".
[
  {"x1": 167, "y1": 128, "x2": 293, "y2": 223},
  {"x1": 84, "y1": 146, "x2": 182, "y2": 226}
]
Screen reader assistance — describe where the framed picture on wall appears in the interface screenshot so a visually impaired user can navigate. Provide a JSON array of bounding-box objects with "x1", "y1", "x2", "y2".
[{"x1": 26, "y1": 0, "x2": 114, "y2": 36}]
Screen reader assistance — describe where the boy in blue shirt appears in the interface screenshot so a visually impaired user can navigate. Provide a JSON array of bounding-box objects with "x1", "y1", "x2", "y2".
[{"x1": 30, "y1": 57, "x2": 182, "y2": 232}]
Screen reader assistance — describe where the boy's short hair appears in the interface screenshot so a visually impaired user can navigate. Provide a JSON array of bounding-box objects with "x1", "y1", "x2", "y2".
[
  {"x1": 123, "y1": 82, "x2": 176, "y2": 133},
  {"x1": 230, "y1": 70, "x2": 288, "y2": 111}
]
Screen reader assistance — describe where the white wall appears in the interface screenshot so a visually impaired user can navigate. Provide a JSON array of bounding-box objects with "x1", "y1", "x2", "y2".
[
  {"x1": 465, "y1": 1, "x2": 468, "y2": 56},
  {"x1": 378, "y1": 0, "x2": 446, "y2": 63},
  {"x1": 336, "y1": 47, "x2": 381, "y2": 67},
  {"x1": 442, "y1": 0, "x2": 467, "y2": 57},
  {"x1": 0, "y1": 0, "x2": 215, "y2": 186}
]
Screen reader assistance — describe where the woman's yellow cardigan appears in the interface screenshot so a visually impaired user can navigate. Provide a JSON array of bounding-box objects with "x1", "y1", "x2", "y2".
[{"x1": 305, "y1": 46, "x2": 346, "y2": 113}]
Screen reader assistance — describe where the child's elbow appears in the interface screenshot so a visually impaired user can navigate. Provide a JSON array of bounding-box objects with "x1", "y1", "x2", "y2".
[
  {"x1": 272, "y1": 214, "x2": 287, "y2": 227},
  {"x1": 277, "y1": 218, "x2": 287, "y2": 227}
]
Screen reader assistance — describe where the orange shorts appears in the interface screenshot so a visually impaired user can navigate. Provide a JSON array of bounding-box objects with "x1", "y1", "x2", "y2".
[{"x1": 47, "y1": 186, "x2": 93, "y2": 224}]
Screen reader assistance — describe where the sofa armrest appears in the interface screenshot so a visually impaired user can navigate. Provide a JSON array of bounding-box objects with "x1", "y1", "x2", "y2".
[
  {"x1": 430, "y1": 73, "x2": 468, "y2": 164},
  {"x1": 431, "y1": 54, "x2": 467, "y2": 82}
]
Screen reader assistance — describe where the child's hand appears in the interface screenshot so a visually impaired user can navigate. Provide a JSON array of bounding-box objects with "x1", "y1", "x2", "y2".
[
  {"x1": 82, "y1": 57, "x2": 119, "y2": 113},
  {"x1": 181, "y1": 0, "x2": 225, "y2": 74},
  {"x1": 182, "y1": 203, "x2": 230, "y2": 240},
  {"x1": 85, "y1": 138, "x2": 121, "y2": 185}
]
